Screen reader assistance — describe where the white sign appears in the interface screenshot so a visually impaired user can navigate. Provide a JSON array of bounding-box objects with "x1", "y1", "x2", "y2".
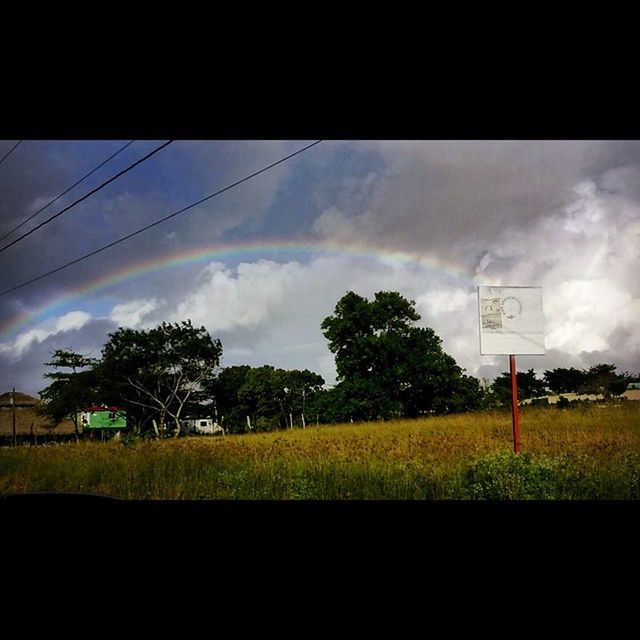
[{"x1": 478, "y1": 286, "x2": 545, "y2": 355}]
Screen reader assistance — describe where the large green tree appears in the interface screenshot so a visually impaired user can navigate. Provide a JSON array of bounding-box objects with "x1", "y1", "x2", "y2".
[
  {"x1": 543, "y1": 367, "x2": 587, "y2": 394},
  {"x1": 581, "y1": 364, "x2": 631, "y2": 398},
  {"x1": 99, "y1": 320, "x2": 222, "y2": 437},
  {"x1": 321, "y1": 291, "x2": 483, "y2": 420}
]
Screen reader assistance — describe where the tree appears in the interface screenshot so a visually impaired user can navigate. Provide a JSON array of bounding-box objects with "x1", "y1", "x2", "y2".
[
  {"x1": 321, "y1": 291, "x2": 482, "y2": 420},
  {"x1": 543, "y1": 367, "x2": 586, "y2": 394},
  {"x1": 99, "y1": 321, "x2": 222, "y2": 437},
  {"x1": 206, "y1": 365, "x2": 325, "y2": 433},
  {"x1": 274, "y1": 368, "x2": 325, "y2": 428},
  {"x1": 204, "y1": 365, "x2": 252, "y2": 433},
  {"x1": 581, "y1": 363, "x2": 631, "y2": 398},
  {"x1": 39, "y1": 349, "x2": 99, "y2": 440},
  {"x1": 491, "y1": 368, "x2": 546, "y2": 405}
]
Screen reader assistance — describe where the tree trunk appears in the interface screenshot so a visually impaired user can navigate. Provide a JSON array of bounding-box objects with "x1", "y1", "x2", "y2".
[
  {"x1": 151, "y1": 419, "x2": 160, "y2": 438},
  {"x1": 172, "y1": 411, "x2": 182, "y2": 438},
  {"x1": 72, "y1": 414, "x2": 80, "y2": 442}
]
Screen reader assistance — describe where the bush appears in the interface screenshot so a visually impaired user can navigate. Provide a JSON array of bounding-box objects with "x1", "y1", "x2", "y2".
[{"x1": 463, "y1": 451, "x2": 559, "y2": 499}]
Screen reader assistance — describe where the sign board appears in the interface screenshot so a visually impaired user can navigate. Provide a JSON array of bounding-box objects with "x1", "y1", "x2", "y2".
[{"x1": 478, "y1": 286, "x2": 545, "y2": 355}]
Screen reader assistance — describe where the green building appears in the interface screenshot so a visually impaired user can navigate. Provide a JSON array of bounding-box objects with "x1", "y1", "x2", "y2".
[{"x1": 79, "y1": 406, "x2": 127, "y2": 430}]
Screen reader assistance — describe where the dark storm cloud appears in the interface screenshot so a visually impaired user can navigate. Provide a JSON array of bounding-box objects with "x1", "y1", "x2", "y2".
[{"x1": 315, "y1": 140, "x2": 640, "y2": 270}]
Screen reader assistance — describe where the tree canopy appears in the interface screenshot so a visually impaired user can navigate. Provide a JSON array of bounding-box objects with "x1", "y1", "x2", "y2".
[
  {"x1": 99, "y1": 320, "x2": 223, "y2": 437},
  {"x1": 321, "y1": 290, "x2": 483, "y2": 420},
  {"x1": 206, "y1": 365, "x2": 325, "y2": 433},
  {"x1": 38, "y1": 349, "x2": 99, "y2": 440}
]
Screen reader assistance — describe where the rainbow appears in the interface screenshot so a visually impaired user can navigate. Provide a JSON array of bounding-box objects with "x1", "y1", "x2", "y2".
[{"x1": 0, "y1": 239, "x2": 477, "y2": 340}]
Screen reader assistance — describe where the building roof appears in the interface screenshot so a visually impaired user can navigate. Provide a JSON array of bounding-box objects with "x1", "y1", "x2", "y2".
[
  {"x1": 0, "y1": 391, "x2": 40, "y2": 407},
  {"x1": 0, "y1": 404, "x2": 76, "y2": 435}
]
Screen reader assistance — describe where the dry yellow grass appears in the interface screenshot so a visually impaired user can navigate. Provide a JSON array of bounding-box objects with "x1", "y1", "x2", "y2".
[{"x1": 1, "y1": 404, "x2": 639, "y2": 499}]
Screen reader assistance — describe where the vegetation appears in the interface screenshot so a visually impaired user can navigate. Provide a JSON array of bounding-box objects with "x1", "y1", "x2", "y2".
[
  {"x1": 320, "y1": 291, "x2": 484, "y2": 421},
  {"x1": 34, "y1": 290, "x2": 639, "y2": 440},
  {"x1": 543, "y1": 364, "x2": 634, "y2": 398},
  {"x1": 204, "y1": 365, "x2": 325, "y2": 433},
  {"x1": 2, "y1": 404, "x2": 639, "y2": 499},
  {"x1": 38, "y1": 350, "x2": 99, "y2": 440},
  {"x1": 98, "y1": 320, "x2": 222, "y2": 437}
]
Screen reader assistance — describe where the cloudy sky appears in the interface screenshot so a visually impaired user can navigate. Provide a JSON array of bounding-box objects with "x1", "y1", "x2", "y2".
[{"x1": 0, "y1": 139, "x2": 639, "y2": 396}]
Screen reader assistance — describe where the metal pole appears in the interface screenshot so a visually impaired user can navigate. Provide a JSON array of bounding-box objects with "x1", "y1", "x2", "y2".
[
  {"x1": 12, "y1": 387, "x2": 16, "y2": 447},
  {"x1": 509, "y1": 355, "x2": 521, "y2": 453}
]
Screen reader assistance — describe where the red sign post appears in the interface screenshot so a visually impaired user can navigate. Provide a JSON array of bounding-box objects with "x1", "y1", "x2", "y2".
[{"x1": 509, "y1": 355, "x2": 521, "y2": 453}]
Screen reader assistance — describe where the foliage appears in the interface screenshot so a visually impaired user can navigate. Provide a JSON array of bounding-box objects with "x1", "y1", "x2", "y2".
[
  {"x1": 38, "y1": 350, "x2": 100, "y2": 439},
  {"x1": 98, "y1": 320, "x2": 222, "y2": 437},
  {"x1": 463, "y1": 451, "x2": 559, "y2": 499},
  {"x1": 491, "y1": 368, "x2": 546, "y2": 405},
  {"x1": 321, "y1": 290, "x2": 482, "y2": 421},
  {"x1": 543, "y1": 364, "x2": 634, "y2": 398},
  {"x1": 207, "y1": 365, "x2": 325, "y2": 433},
  {"x1": 580, "y1": 364, "x2": 631, "y2": 398},
  {"x1": 543, "y1": 367, "x2": 587, "y2": 394}
]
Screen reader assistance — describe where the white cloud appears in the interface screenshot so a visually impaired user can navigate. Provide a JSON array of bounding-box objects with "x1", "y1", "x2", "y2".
[
  {"x1": 170, "y1": 260, "x2": 306, "y2": 332},
  {"x1": 416, "y1": 289, "x2": 470, "y2": 318},
  {"x1": 7, "y1": 310, "x2": 92, "y2": 357},
  {"x1": 13, "y1": 329, "x2": 52, "y2": 357},
  {"x1": 164, "y1": 254, "x2": 474, "y2": 385},
  {"x1": 55, "y1": 311, "x2": 92, "y2": 333},
  {"x1": 109, "y1": 299, "x2": 158, "y2": 328},
  {"x1": 471, "y1": 177, "x2": 640, "y2": 368}
]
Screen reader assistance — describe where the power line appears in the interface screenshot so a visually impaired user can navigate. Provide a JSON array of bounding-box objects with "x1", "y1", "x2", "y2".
[
  {"x1": 0, "y1": 140, "x2": 323, "y2": 298},
  {"x1": 0, "y1": 140, "x2": 135, "y2": 244},
  {"x1": 0, "y1": 140, "x2": 22, "y2": 168},
  {"x1": 0, "y1": 140, "x2": 173, "y2": 255}
]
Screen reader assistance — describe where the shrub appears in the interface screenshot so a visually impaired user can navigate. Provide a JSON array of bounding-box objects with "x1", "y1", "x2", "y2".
[{"x1": 463, "y1": 451, "x2": 559, "y2": 499}]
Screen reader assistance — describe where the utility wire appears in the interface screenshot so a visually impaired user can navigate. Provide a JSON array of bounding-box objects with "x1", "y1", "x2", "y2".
[
  {"x1": 0, "y1": 140, "x2": 323, "y2": 298},
  {"x1": 0, "y1": 140, "x2": 22, "y2": 168},
  {"x1": 0, "y1": 140, "x2": 173, "y2": 255},
  {"x1": 0, "y1": 140, "x2": 135, "y2": 244}
]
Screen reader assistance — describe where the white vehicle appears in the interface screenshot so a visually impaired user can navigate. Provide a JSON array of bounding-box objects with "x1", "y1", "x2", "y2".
[{"x1": 180, "y1": 418, "x2": 225, "y2": 436}]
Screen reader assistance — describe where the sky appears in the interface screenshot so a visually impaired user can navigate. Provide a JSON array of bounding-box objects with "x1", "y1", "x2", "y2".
[{"x1": 0, "y1": 139, "x2": 639, "y2": 396}]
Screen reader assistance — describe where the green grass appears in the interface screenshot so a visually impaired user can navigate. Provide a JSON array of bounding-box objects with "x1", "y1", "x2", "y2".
[{"x1": 1, "y1": 404, "x2": 639, "y2": 499}]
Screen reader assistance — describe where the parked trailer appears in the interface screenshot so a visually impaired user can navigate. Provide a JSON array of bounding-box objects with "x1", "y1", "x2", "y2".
[{"x1": 180, "y1": 418, "x2": 225, "y2": 436}]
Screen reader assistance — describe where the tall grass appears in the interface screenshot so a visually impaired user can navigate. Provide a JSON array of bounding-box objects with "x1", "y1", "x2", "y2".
[{"x1": 1, "y1": 404, "x2": 639, "y2": 499}]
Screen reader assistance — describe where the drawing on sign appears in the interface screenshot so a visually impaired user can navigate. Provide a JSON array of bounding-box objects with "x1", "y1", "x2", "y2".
[
  {"x1": 481, "y1": 297, "x2": 502, "y2": 330},
  {"x1": 500, "y1": 296, "x2": 522, "y2": 320},
  {"x1": 478, "y1": 286, "x2": 545, "y2": 355}
]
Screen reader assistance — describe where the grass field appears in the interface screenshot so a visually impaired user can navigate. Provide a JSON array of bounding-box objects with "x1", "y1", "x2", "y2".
[{"x1": 1, "y1": 404, "x2": 639, "y2": 499}]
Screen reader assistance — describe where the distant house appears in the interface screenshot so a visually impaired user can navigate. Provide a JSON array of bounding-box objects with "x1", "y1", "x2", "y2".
[
  {"x1": 625, "y1": 383, "x2": 640, "y2": 401},
  {"x1": 78, "y1": 406, "x2": 127, "y2": 431},
  {"x1": 180, "y1": 417, "x2": 224, "y2": 435}
]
